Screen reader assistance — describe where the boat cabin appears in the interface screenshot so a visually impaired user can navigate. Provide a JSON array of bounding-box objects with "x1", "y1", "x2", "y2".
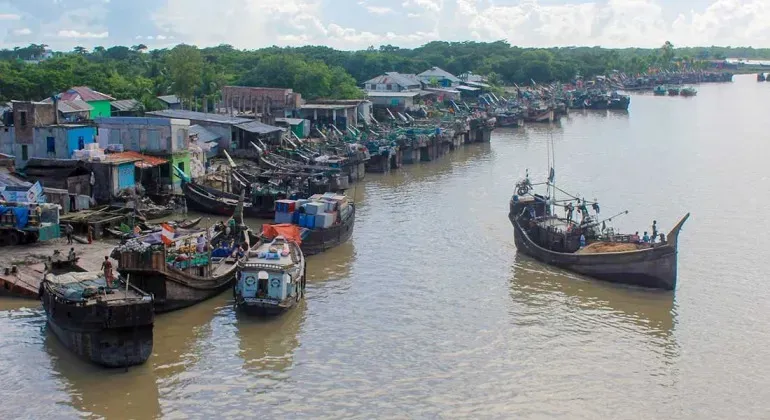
[{"x1": 236, "y1": 237, "x2": 303, "y2": 305}]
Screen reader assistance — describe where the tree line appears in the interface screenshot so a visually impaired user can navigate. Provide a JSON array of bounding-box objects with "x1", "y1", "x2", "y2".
[{"x1": 1, "y1": 41, "x2": 765, "y2": 107}]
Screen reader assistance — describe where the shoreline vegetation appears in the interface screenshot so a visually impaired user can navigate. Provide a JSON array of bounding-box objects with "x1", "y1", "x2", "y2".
[{"x1": 1, "y1": 41, "x2": 768, "y2": 108}]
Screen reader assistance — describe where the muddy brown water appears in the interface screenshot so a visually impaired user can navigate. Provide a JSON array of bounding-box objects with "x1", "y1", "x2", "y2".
[{"x1": 1, "y1": 74, "x2": 769, "y2": 419}]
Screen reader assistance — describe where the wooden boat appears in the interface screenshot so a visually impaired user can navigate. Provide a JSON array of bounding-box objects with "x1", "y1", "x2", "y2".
[
  {"x1": 116, "y1": 193, "x2": 255, "y2": 313},
  {"x1": 40, "y1": 272, "x2": 154, "y2": 367},
  {"x1": 181, "y1": 180, "x2": 277, "y2": 219},
  {"x1": 508, "y1": 178, "x2": 689, "y2": 290},
  {"x1": 137, "y1": 207, "x2": 173, "y2": 221},
  {"x1": 234, "y1": 236, "x2": 306, "y2": 316},
  {"x1": 758, "y1": 73, "x2": 766, "y2": 82},
  {"x1": 300, "y1": 203, "x2": 355, "y2": 256},
  {"x1": 653, "y1": 85, "x2": 667, "y2": 96},
  {"x1": 667, "y1": 87, "x2": 680, "y2": 96},
  {"x1": 680, "y1": 87, "x2": 697, "y2": 97}
]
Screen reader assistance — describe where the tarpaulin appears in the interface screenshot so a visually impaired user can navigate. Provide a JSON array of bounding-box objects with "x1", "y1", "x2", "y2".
[
  {"x1": 0, "y1": 205, "x2": 29, "y2": 229},
  {"x1": 262, "y1": 224, "x2": 302, "y2": 245}
]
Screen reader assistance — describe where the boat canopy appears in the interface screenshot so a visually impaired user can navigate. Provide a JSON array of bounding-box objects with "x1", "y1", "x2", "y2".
[{"x1": 262, "y1": 224, "x2": 302, "y2": 245}]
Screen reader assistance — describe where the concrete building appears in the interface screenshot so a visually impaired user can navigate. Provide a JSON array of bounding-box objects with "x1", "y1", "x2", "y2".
[
  {"x1": 296, "y1": 100, "x2": 372, "y2": 131},
  {"x1": 363, "y1": 72, "x2": 422, "y2": 92},
  {"x1": 221, "y1": 86, "x2": 303, "y2": 124},
  {"x1": 2, "y1": 101, "x2": 96, "y2": 169},
  {"x1": 93, "y1": 117, "x2": 191, "y2": 194},
  {"x1": 145, "y1": 110, "x2": 283, "y2": 156}
]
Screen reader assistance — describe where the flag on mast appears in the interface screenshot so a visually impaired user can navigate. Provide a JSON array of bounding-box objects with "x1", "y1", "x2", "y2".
[{"x1": 161, "y1": 223, "x2": 175, "y2": 245}]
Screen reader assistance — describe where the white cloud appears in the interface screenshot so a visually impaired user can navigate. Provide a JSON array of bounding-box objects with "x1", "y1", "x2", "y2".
[
  {"x1": 0, "y1": 13, "x2": 20, "y2": 20},
  {"x1": 57, "y1": 30, "x2": 109, "y2": 39},
  {"x1": 12, "y1": 28, "x2": 32, "y2": 36},
  {"x1": 366, "y1": 6, "x2": 393, "y2": 15}
]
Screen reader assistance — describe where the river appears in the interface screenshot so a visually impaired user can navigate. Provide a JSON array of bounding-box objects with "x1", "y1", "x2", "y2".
[{"x1": 1, "y1": 74, "x2": 769, "y2": 419}]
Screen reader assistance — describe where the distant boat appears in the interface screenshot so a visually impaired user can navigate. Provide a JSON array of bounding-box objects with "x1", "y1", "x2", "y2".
[
  {"x1": 667, "y1": 86, "x2": 681, "y2": 96},
  {"x1": 680, "y1": 87, "x2": 697, "y2": 97},
  {"x1": 653, "y1": 85, "x2": 667, "y2": 96},
  {"x1": 758, "y1": 73, "x2": 766, "y2": 82},
  {"x1": 235, "y1": 235, "x2": 306, "y2": 316}
]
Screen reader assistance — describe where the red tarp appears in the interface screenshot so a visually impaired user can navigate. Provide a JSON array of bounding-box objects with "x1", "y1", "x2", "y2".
[{"x1": 262, "y1": 224, "x2": 302, "y2": 245}]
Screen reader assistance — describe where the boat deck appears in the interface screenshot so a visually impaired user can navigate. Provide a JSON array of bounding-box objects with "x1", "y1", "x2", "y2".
[
  {"x1": 47, "y1": 272, "x2": 148, "y2": 304},
  {"x1": 244, "y1": 242, "x2": 296, "y2": 269}
]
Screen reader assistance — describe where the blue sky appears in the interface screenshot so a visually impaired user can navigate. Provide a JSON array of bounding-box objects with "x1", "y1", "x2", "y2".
[{"x1": 1, "y1": 0, "x2": 768, "y2": 50}]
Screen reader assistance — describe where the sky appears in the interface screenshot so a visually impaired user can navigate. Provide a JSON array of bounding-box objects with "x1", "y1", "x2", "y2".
[{"x1": 0, "y1": 0, "x2": 769, "y2": 51}]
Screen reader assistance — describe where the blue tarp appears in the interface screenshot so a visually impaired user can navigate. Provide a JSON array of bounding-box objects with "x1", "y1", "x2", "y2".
[{"x1": 0, "y1": 206, "x2": 29, "y2": 229}]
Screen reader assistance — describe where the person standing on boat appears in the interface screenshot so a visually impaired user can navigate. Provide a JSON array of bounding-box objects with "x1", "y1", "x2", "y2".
[
  {"x1": 651, "y1": 221, "x2": 658, "y2": 243},
  {"x1": 631, "y1": 231, "x2": 640, "y2": 243},
  {"x1": 196, "y1": 234, "x2": 206, "y2": 254},
  {"x1": 565, "y1": 202, "x2": 574, "y2": 223},
  {"x1": 642, "y1": 231, "x2": 651, "y2": 243},
  {"x1": 579, "y1": 234, "x2": 586, "y2": 248},
  {"x1": 592, "y1": 201, "x2": 600, "y2": 215}
]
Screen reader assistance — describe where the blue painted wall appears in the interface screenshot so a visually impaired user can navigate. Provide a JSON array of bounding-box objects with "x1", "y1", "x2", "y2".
[
  {"x1": 66, "y1": 127, "x2": 96, "y2": 157},
  {"x1": 117, "y1": 162, "x2": 135, "y2": 190}
]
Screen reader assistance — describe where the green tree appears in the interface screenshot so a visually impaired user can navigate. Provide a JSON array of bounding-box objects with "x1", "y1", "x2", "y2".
[{"x1": 167, "y1": 44, "x2": 203, "y2": 104}]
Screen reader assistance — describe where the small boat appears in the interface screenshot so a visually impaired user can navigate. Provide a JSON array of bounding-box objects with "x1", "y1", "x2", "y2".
[
  {"x1": 653, "y1": 85, "x2": 667, "y2": 96},
  {"x1": 40, "y1": 272, "x2": 154, "y2": 367},
  {"x1": 508, "y1": 175, "x2": 689, "y2": 290},
  {"x1": 234, "y1": 236, "x2": 306, "y2": 316},
  {"x1": 667, "y1": 87, "x2": 680, "y2": 96},
  {"x1": 680, "y1": 87, "x2": 697, "y2": 97},
  {"x1": 758, "y1": 73, "x2": 766, "y2": 82},
  {"x1": 137, "y1": 206, "x2": 173, "y2": 221},
  {"x1": 180, "y1": 179, "x2": 279, "y2": 219}
]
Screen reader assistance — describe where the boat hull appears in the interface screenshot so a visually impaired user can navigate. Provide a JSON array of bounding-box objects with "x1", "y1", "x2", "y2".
[
  {"x1": 182, "y1": 182, "x2": 276, "y2": 219},
  {"x1": 120, "y1": 267, "x2": 237, "y2": 313},
  {"x1": 301, "y1": 204, "x2": 356, "y2": 256},
  {"x1": 41, "y1": 286, "x2": 154, "y2": 367},
  {"x1": 235, "y1": 296, "x2": 299, "y2": 316},
  {"x1": 509, "y1": 212, "x2": 679, "y2": 290}
]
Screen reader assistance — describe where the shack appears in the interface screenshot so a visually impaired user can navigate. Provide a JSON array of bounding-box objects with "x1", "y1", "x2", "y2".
[
  {"x1": 274, "y1": 118, "x2": 310, "y2": 138},
  {"x1": 22, "y1": 158, "x2": 92, "y2": 196},
  {"x1": 102, "y1": 151, "x2": 167, "y2": 197},
  {"x1": 89, "y1": 154, "x2": 141, "y2": 204},
  {"x1": 110, "y1": 99, "x2": 144, "y2": 117}
]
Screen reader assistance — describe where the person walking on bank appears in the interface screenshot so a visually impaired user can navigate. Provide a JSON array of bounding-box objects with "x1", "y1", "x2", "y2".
[
  {"x1": 65, "y1": 223, "x2": 74, "y2": 245},
  {"x1": 101, "y1": 256, "x2": 114, "y2": 287}
]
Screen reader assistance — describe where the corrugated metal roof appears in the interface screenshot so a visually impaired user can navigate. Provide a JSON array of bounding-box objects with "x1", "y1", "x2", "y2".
[
  {"x1": 418, "y1": 67, "x2": 461, "y2": 83},
  {"x1": 364, "y1": 72, "x2": 422, "y2": 88},
  {"x1": 274, "y1": 117, "x2": 306, "y2": 125},
  {"x1": 105, "y1": 151, "x2": 167, "y2": 169},
  {"x1": 366, "y1": 91, "x2": 423, "y2": 98},
  {"x1": 59, "y1": 86, "x2": 115, "y2": 102},
  {"x1": 189, "y1": 124, "x2": 221, "y2": 143},
  {"x1": 57, "y1": 100, "x2": 94, "y2": 114},
  {"x1": 299, "y1": 104, "x2": 356, "y2": 110},
  {"x1": 157, "y1": 95, "x2": 181, "y2": 105},
  {"x1": 110, "y1": 99, "x2": 143, "y2": 112},
  {"x1": 455, "y1": 85, "x2": 480, "y2": 91},
  {"x1": 235, "y1": 121, "x2": 284, "y2": 135},
  {"x1": 146, "y1": 110, "x2": 251, "y2": 125}
]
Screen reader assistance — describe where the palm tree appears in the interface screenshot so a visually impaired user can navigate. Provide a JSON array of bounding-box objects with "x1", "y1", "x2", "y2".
[{"x1": 73, "y1": 46, "x2": 88, "y2": 55}]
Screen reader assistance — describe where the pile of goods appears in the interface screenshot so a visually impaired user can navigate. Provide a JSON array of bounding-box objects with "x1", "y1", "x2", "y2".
[
  {"x1": 115, "y1": 239, "x2": 152, "y2": 254},
  {"x1": 258, "y1": 242, "x2": 290, "y2": 260},
  {"x1": 71, "y1": 143, "x2": 106, "y2": 160},
  {"x1": 273, "y1": 193, "x2": 350, "y2": 230},
  {"x1": 576, "y1": 242, "x2": 641, "y2": 254}
]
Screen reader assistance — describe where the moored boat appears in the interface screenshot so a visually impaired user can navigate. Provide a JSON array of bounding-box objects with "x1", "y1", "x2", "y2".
[
  {"x1": 269, "y1": 194, "x2": 355, "y2": 256},
  {"x1": 667, "y1": 86, "x2": 680, "y2": 96},
  {"x1": 115, "y1": 193, "x2": 254, "y2": 313},
  {"x1": 680, "y1": 87, "x2": 697, "y2": 97},
  {"x1": 234, "y1": 235, "x2": 306, "y2": 316},
  {"x1": 508, "y1": 176, "x2": 689, "y2": 290},
  {"x1": 758, "y1": 73, "x2": 766, "y2": 82},
  {"x1": 40, "y1": 272, "x2": 154, "y2": 367},
  {"x1": 653, "y1": 85, "x2": 667, "y2": 96}
]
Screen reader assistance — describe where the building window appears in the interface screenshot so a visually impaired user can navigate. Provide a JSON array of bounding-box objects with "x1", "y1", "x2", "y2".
[
  {"x1": 46, "y1": 136, "x2": 55, "y2": 154},
  {"x1": 21, "y1": 145, "x2": 28, "y2": 161},
  {"x1": 78, "y1": 136, "x2": 85, "y2": 150},
  {"x1": 19, "y1": 111, "x2": 27, "y2": 127}
]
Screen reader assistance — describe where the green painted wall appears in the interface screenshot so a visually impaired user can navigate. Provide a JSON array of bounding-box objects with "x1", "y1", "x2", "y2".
[
  {"x1": 88, "y1": 100, "x2": 112, "y2": 118},
  {"x1": 170, "y1": 152, "x2": 191, "y2": 193}
]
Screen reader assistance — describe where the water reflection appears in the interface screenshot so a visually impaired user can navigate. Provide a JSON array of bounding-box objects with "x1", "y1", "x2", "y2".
[
  {"x1": 45, "y1": 330, "x2": 162, "y2": 420},
  {"x1": 307, "y1": 241, "x2": 356, "y2": 283},
  {"x1": 509, "y1": 253, "x2": 677, "y2": 343},
  {"x1": 235, "y1": 302, "x2": 305, "y2": 376}
]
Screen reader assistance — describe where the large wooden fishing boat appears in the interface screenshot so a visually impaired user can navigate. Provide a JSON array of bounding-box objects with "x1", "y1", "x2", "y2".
[
  {"x1": 300, "y1": 202, "x2": 355, "y2": 256},
  {"x1": 180, "y1": 179, "x2": 278, "y2": 219},
  {"x1": 40, "y1": 272, "x2": 154, "y2": 367},
  {"x1": 508, "y1": 176, "x2": 689, "y2": 290},
  {"x1": 116, "y1": 194, "x2": 254, "y2": 313},
  {"x1": 234, "y1": 236, "x2": 306, "y2": 316}
]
